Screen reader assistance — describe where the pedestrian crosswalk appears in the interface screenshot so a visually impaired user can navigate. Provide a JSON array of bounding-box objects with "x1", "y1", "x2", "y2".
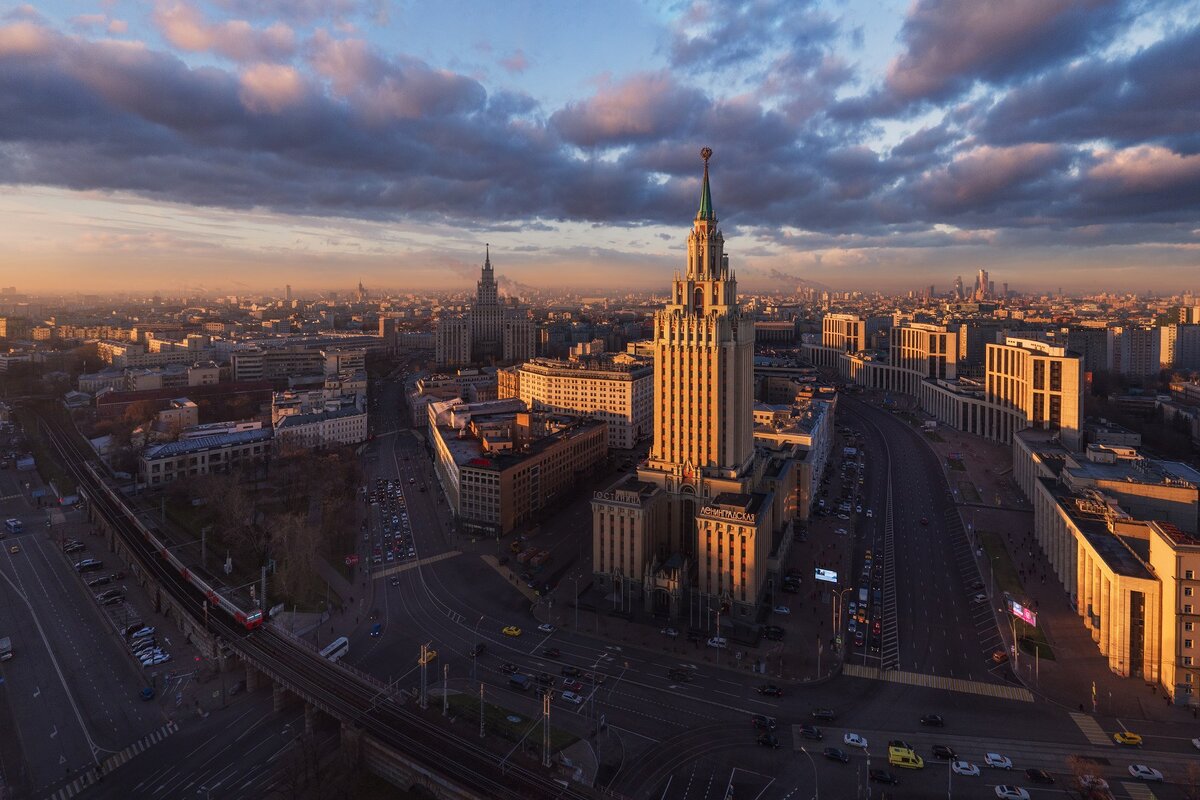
[
  {"x1": 1068, "y1": 711, "x2": 1113, "y2": 747},
  {"x1": 843, "y1": 663, "x2": 1033, "y2": 702},
  {"x1": 43, "y1": 721, "x2": 179, "y2": 800},
  {"x1": 1122, "y1": 781, "x2": 1158, "y2": 799},
  {"x1": 374, "y1": 549, "x2": 460, "y2": 578}
]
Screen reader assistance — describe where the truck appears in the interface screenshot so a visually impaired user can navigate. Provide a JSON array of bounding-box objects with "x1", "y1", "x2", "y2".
[
  {"x1": 509, "y1": 674, "x2": 531, "y2": 691},
  {"x1": 0, "y1": 636, "x2": 12, "y2": 661},
  {"x1": 859, "y1": 587, "x2": 868, "y2": 605},
  {"x1": 529, "y1": 550, "x2": 550, "y2": 567},
  {"x1": 516, "y1": 549, "x2": 535, "y2": 565}
]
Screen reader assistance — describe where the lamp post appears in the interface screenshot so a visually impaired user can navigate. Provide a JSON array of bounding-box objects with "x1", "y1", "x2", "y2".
[
  {"x1": 799, "y1": 745, "x2": 819, "y2": 800},
  {"x1": 472, "y1": 615, "x2": 484, "y2": 682}
]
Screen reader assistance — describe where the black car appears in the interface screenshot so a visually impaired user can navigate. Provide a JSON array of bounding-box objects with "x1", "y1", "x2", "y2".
[
  {"x1": 542, "y1": 648, "x2": 561, "y2": 659},
  {"x1": 756, "y1": 733, "x2": 780, "y2": 749},
  {"x1": 470, "y1": 643, "x2": 486, "y2": 658},
  {"x1": 668, "y1": 669, "x2": 695, "y2": 683},
  {"x1": 822, "y1": 747, "x2": 850, "y2": 763},
  {"x1": 798, "y1": 725, "x2": 823, "y2": 741},
  {"x1": 869, "y1": 769, "x2": 899, "y2": 785},
  {"x1": 500, "y1": 662, "x2": 518, "y2": 674},
  {"x1": 920, "y1": 714, "x2": 945, "y2": 727},
  {"x1": 561, "y1": 666, "x2": 582, "y2": 677},
  {"x1": 811, "y1": 708, "x2": 836, "y2": 721},
  {"x1": 751, "y1": 715, "x2": 776, "y2": 730},
  {"x1": 887, "y1": 739, "x2": 913, "y2": 751},
  {"x1": 931, "y1": 744, "x2": 956, "y2": 760},
  {"x1": 1025, "y1": 768, "x2": 1055, "y2": 784},
  {"x1": 757, "y1": 685, "x2": 784, "y2": 697}
]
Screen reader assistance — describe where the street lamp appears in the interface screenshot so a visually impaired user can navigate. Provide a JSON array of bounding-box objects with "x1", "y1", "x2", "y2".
[
  {"x1": 798, "y1": 745, "x2": 819, "y2": 800},
  {"x1": 472, "y1": 615, "x2": 484, "y2": 682}
]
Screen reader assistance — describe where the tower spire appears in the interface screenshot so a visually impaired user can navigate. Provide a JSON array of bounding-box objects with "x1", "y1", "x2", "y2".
[
  {"x1": 484, "y1": 242, "x2": 491, "y2": 270},
  {"x1": 697, "y1": 146, "x2": 714, "y2": 221}
]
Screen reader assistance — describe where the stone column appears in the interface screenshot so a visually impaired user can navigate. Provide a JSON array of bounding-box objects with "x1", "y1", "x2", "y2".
[
  {"x1": 1099, "y1": 573, "x2": 1111, "y2": 654},
  {"x1": 340, "y1": 722, "x2": 362, "y2": 769},
  {"x1": 304, "y1": 702, "x2": 316, "y2": 735},
  {"x1": 273, "y1": 682, "x2": 286, "y2": 712},
  {"x1": 246, "y1": 664, "x2": 260, "y2": 692}
]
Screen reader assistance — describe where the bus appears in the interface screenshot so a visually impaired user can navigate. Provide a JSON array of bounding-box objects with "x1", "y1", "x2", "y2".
[
  {"x1": 4, "y1": 519, "x2": 21, "y2": 534},
  {"x1": 320, "y1": 636, "x2": 350, "y2": 663}
]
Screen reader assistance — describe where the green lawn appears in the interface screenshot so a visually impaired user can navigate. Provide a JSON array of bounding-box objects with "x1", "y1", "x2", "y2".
[
  {"x1": 446, "y1": 693, "x2": 579, "y2": 751},
  {"x1": 958, "y1": 481, "x2": 982, "y2": 503},
  {"x1": 979, "y1": 530, "x2": 1055, "y2": 660},
  {"x1": 946, "y1": 457, "x2": 966, "y2": 471}
]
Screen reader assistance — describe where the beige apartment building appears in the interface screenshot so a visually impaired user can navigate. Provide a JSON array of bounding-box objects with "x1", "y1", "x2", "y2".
[
  {"x1": 1018, "y1": 429, "x2": 1200, "y2": 702},
  {"x1": 429, "y1": 399, "x2": 607, "y2": 536},
  {"x1": 498, "y1": 356, "x2": 653, "y2": 449}
]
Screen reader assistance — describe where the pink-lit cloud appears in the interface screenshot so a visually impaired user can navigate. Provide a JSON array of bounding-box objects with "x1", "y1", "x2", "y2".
[
  {"x1": 154, "y1": 1, "x2": 295, "y2": 62},
  {"x1": 1088, "y1": 146, "x2": 1200, "y2": 193},
  {"x1": 551, "y1": 72, "x2": 707, "y2": 147},
  {"x1": 238, "y1": 63, "x2": 306, "y2": 113},
  {"x1": 499, "y1": 49, "x2": 529, "y2": 74},
  {"x1": 915, "y1": 143, "x2": 1068, "y2": 210}
]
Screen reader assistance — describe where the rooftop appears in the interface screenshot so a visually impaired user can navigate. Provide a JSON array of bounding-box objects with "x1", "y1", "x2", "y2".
[
  {"x1": 1040, "y1": 478, "x2": 1154, "y2": 580},
  {"x1": 144, "y1": 427, "x2": 273, "y2": 459}
]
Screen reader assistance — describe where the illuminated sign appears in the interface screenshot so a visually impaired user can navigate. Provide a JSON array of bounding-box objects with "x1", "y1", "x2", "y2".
[
  {"x1": 815, "y1": 568, "x2": 838, "y2": 584},
  {"x1": 1006, "y1": 595, "x2": 1037, "y2": 627}
]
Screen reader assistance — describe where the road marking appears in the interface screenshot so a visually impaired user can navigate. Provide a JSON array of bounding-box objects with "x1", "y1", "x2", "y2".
[
  {"x1": 1122, "y1": 782, "x2": 1158, "y2": 799},
  {"x1": 842, "y1": 663, "x2": 1033, "y2": 701},
  {"x1": 1067, "y1": 712, "x2": 1113, "y2": 747},
  {"x1": 48, "y1": 722, "x2": 179, "y2": 800},
  {"x1": 374, "y1": 550, "x2": 460, "y2": 578}
]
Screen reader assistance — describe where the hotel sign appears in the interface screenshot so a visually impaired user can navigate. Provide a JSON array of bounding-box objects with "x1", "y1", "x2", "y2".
[{"x1": 704, "y1": 507, "x2": 756, "y2": 523}]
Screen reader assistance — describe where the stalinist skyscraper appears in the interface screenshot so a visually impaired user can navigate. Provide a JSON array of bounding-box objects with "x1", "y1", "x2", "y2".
[{"x1": 592, "y1": 149, "x2": 796, "y2": 622}]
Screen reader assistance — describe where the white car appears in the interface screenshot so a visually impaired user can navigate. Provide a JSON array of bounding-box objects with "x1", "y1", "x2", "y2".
[
  {"x1": 866, "y1": 509, "x2": 874, "y2": 518},
  {"x1": 951, "y1": 761, "x2": 979, "y2": 777},
  {"x1": 985, "y1": 753, "x2": 1012, "y2": 769},
  {"x1": 1128, "y1": 765, "x2": 1163, "y2": 782},
  {"x1": 561, "y1": 691, "x2": 584, "y2": 705},
  {"x1": 537, "y1": 623, "x2": 556, "y2": 633},
  {"x1": 843, "y1": 733, "x2": 868, "y2": 749},
  {"x1": 1080, "y1": 775, "x2": 1109, "y2": 791},
  {"x1": 835, "y1": 528, "x2": 848, "y2": 536},
  {"x1": 773, "y1": 605, "x2": 791, "y2": 615},
  {"x1": 994, "y1": 788, "x2": 1029, "y2": 800},
  {"x1": 1192, "y1": 737, "x2": 1200, "y2": 750},
  {"x1": 706, "y1": 637, "x2": 728, "y2": 649}
]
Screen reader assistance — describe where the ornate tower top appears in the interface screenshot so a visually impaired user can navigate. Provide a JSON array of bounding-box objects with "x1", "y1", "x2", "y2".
[{"x1": 697, "y1": 146, "x2": 715, "y2": 222}]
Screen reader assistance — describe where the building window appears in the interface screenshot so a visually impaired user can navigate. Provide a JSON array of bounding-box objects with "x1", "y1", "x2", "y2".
[
  {"x1": 1188, "y1": 570, "x2": 1196, "y2": 580},
  {"x1": 1188, "y1": 587, "x2": 1196, "y2": 598},
  {"x1": 1187, "y1": 639, "x2": 1194, "y2": 649},
  {"x1": 1186, "y1": 604, "x2": 1194, "y2": 614},
  {"x1": 1186, "y1": 656, "x2": 1194, "y2": 667}
]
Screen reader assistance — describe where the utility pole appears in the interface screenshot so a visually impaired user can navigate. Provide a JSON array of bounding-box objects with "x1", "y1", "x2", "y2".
[
  {"x1": 541, "y1": 692, "x2": 552, "y2": 768},
  {"x1": 442, "y1": 663, "x2": 448, "y2": 716},
  {"x1": 419, "y1": 643, "x2": 428, "y2": 709},
  {"x1": 479, "y1": 683, "x2": 485, "y2": 738}
]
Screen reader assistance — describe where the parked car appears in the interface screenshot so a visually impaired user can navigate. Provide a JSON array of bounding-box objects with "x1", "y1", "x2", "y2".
[
  {"x1": 756, "y1": 733, "x2": 780, "y2": 749},
  {"x1": 823, "y1": 747, "x2": 850, "y2": 763},
  {"x1": 1128, "y1": 765, "x2": 1163, "y2": 782},
  {"x1": 869, "y1": 770, "x2": 898, "y2": 785},
  {"x1": 811, "y1": 708, "x2": 836, "y2": 721},
  {"x1": 798, "y1": 725, "x2": 823, "y2": 741},
  {"x1": 985, "y1": 753, "x2": 1013, "y2": 770},
  {"x1": 1024, "y1": 768, "x2": 1054, "y2": 784},
  {"x1": 993, "y1": 787, "x2": 1030, "y2": 800},
  {"x1": 920, "y1": 714, "x2": 945, "y2": 727},
  {"x1": 751, "y1": 715, "x2": 776, "y2": 731},
  {"x1": 952, "y1": 761, "x2": 980, "y2": 777},
  {"x1": 931, "y1": 745, "x2": 956, "y2": 760}
]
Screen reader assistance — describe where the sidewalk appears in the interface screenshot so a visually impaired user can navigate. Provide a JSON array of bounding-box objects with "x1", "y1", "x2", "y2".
[{"x1": 876, "y1": 394, "x2": 1200, "y2": 725}]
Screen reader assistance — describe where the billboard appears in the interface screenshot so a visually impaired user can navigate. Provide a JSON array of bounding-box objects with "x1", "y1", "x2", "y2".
[
  {"x1": 1006, "y1": 595, "x2": 1037, "y2": 627},
  {"x1": 815, "y1": 568, "x2": 838, "y2": 584}
]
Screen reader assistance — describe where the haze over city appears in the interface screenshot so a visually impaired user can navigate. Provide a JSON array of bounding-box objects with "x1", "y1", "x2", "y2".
[{"x1": 3, "y1": 0, "x2": 1200, "y2": 294}]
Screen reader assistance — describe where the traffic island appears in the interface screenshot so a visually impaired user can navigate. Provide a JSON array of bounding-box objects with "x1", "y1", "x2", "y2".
[{"x1": 979, "y1": 530, "x2": 1055, "y2": 660}]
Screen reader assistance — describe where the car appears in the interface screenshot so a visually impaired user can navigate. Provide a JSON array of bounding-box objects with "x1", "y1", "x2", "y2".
[
  {"x1": 582, "y1": 671, "x2": 607, "y2": 685},
  {"x1": 668, "y1": 668, "x2": 694, "y2": 682},
  {"x1": 757, "y1": 685, "x2": 783, "y2": 697},
  {"x1": 101, "y1": 594, "x2": 125, "y2": 606},
  {"x1": 8, "y1": 544, "x2": 18, "y2": 554},
  {"x1": 535, "y1": 672, "x2": 554, "y2": 685},
  {"x1": 843, "y1": 733, "x2": 868, "y2": 749},
  {"x1": 920, "y1": 714, "x2": 945, "y2": 727},
  {"x1": 931, "y1": 744, "x2": 956, "y2": 760},
  {"x1": 854, "y1": 630, "x2": 865, "y2": 647},
  {"x1": 63, "y1": 542, "x2": 85, "y2": 554},
  {"x1": 773, "y1": 605, "x2": 790, "y2": 615},
  {"x1": 971, "y1": 593, "x2": 988, "y2": 605},
  {"x1": 856, "y1": 505, "x2": 862, "y2": 513},
  {"x1": 562, "y1": 680, "x2": 583, "y2": 692},
  {"x1": 920, "y1": 517, "x2": 928, "y2": 525},
  {"x1": 144, "y1": 654, "x2": 170, "y2": 666},
  {"x1": 866, "y1": 509, "x2": 874, "y2": 517},
  {"x1": 887, "y1": 739, "x2": 913, "y2": 751},
  {"x1": 87, "y1": 575, "x2": 112, "y2": 588},
  {"x1": 139, "y1": 687, "x2": 156, "y2": 701},
  {"x1": 1128, "y1": 764, "x2": 1163, "y2": 782},
  {"x1": 418, "y1": 649, "x2": 438, "y2": 665},
  {"x1": 751, "y1": 715, "x2": 776, "y2": 730},
  {"x1": 500, "y1": 662, "x2": 518, "y2": 674},
  {"x1": 993, "y1": 787, "x2": 1030, "y2": 800},
  {"x1": 561, "y1": 666, "x2": 582, "y2": 677},
  {"x1": 869, "y1": 769, "x2": 898, "y2": 785},
  {"x1": 952, "y1": 761, "x2": 980, "y2": 777},
  {"x1": 985, "y1": 753, "x2": 1013, "y2": 769},
  {"x1": 537, "y1": 623, "x2": 556, "y2": 633},
  {"x1": 837, "y1": 513, "x2": 850, "y2": 520},
  {"x1": 561, "y1": 691, "x2": 584, "y2": 705},
  {"x1": 1113, "y1": 731, "x2": 1143, "y2": 746},
  {"x1": 798, "y1": 725, "x2": 823, "y2": 740},
  {"x1": 991, "y1": 648, "x2": 1009, "y2": 663},
  {"x1": 835, "y1": 528, "x2": 848, "y2": 536},
  {"x1": 823, "y1": 747, "x2": 850, "y2": 763},
  {"x1": 1024, "y1": 768, "x2": 1054, "y2": 784},
  {"x1": 811, "y1": 708, "x2": 836, "y2": 721},
  {"x1": 470, "y1": 642, "x2": 485, "y2": 657},
  {"x1": 660, "y1": 627, "x2": 679, "y2": 638},
  {"x1": 1192, "y1": 737, "x2": 1200, "y2": 750},
  {"x1": 1079, "y1": 775, "x2": 1109, "y2": 792},
  {"x1": 129, "y1": 626, "x2": 155, "y2": 640},
  {"x1": 756, "y1": 733, "x2": 780, "y2": 749},
  {"x1": 542, "y1": 648, "x2": 561, "y2": 659},
  {"x1": 502, "y1": 626, "x2": 522, "y2": 637},
  {"x1": 871, "y1": 619, "x2": 881, "y2": 635},
  {"x1": 390, "y1": 576, "x2": 400, "y2": 586},
  {"x1": 370, "y1": 623, "x2": 382, "y2": 637},
  {"x1": 706, "y1": 637, "x2": 728, "y2": 649}
]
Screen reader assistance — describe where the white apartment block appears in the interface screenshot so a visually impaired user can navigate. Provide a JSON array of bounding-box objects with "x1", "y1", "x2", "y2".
[
  {"x1": 274, "y1": 406, "x2": 368, "y2": 449},
  {"x1": 141, "y1": 428, "x2": 272, "y2": 486}
]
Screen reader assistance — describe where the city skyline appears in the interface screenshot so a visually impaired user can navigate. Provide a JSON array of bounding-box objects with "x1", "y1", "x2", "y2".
[{"x1": 3, "y1": 1, "x2": 1200, "y2": 294}]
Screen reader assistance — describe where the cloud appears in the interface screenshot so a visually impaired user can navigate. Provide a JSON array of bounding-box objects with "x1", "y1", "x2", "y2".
[
  {"x1": 154, "y1": 1, "x2": 296, "y2": 62},
  {"x1": 551, "y1": 72, "x2": 708, "y2": 148},
  {"x1": 238, "y1": 63, "x2": 306, "y2": 112},
  {"x1": 499, "y1": 49, "x2": 529, "y2": 74},
  {"x1": 914, "y1": 143, "x2": 1070, "y2": 212}
]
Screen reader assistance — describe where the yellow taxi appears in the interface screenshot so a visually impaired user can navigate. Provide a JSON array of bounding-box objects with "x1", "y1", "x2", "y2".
[
  {"x1": 1113, "y1": 731, "x2": 1143, "y2": 746},
  {"x1": 502, "y1": 626, "x2": 523, "y2": 637},
  {"x1": 418, "y1": 649, "x2": 438, "y2": 665}
]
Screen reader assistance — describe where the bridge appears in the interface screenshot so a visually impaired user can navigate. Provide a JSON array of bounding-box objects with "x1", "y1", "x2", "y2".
[{"x1": 36, "y1": 408, "x2": 596, "y2": 800}]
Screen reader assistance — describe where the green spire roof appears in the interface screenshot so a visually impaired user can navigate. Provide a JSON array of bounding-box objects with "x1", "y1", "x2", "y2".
[{"x1": 697, "y1": 146, "x2": 715, "y2": 221}]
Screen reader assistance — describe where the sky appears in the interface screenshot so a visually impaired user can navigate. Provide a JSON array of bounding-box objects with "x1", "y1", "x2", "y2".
[{"x1": 1, "y1": 0, "x2": 1199, "y2": 296}]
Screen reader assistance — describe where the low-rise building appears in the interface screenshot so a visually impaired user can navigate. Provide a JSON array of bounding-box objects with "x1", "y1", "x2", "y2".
[
  {"x1": 140, "y1": 428, "x2": 272, "y2": 486},
  {"x1": 274, "y1": 405, "x2": 368, "y2": 449}
]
